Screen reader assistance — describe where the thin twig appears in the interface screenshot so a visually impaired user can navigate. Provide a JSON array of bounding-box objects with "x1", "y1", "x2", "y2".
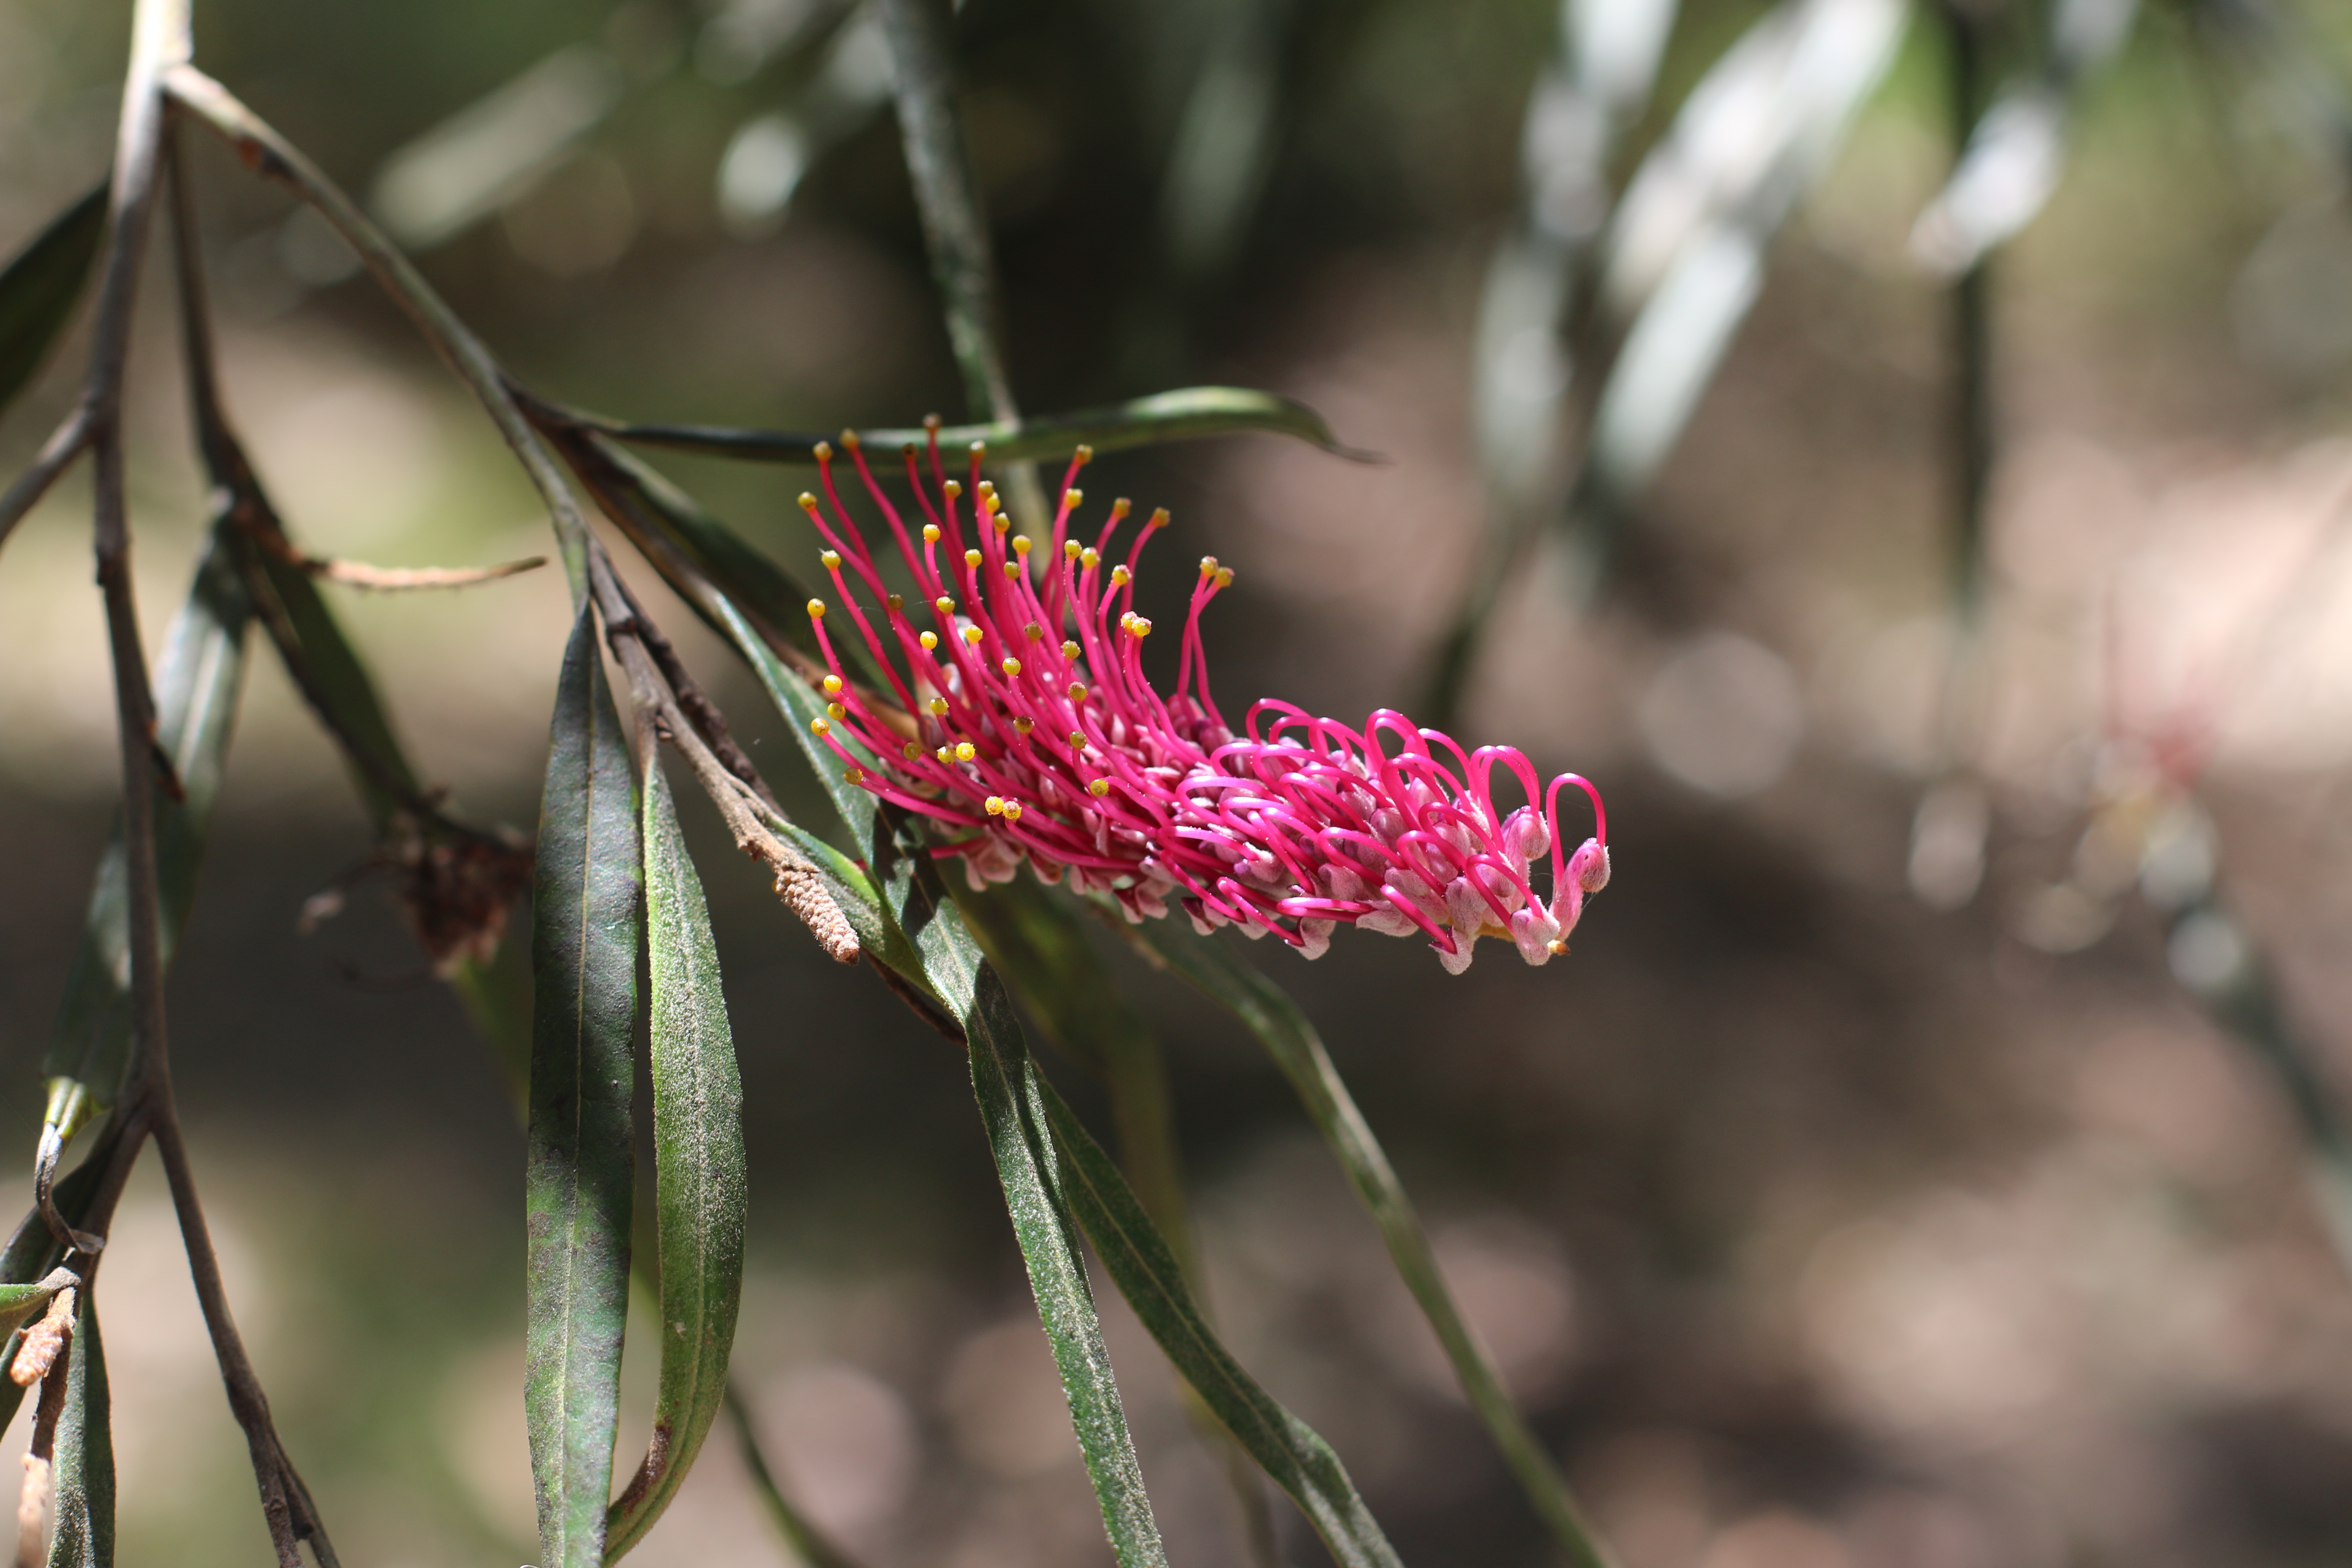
[
  {"x1": 241, "y1": 524, "x2": 546, "y2": 592},
  {"x1": 588, "y1": 550, "x2": 858, "y2": 961},
  {"x1": 163, "y1": 64, "x2": 596, "y2": 595},
  {"x1": 0, "y1": 406, "x2": 91, "y2": 553}
]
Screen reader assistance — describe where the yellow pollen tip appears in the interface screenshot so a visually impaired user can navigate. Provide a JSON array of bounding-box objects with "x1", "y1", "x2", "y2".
[
  {"x1": 1129, "y1": 616, "x2": 1152, "y2": 637},
  {"x1": 827, "y1": 701, "x2": 845, "y2": 720},
  {"x1": 813, "y1": 441, "x2": 832, "y2": 461},
  {"x1": 822, "y1": 674, "x2": 843, "y2": 695},
  {"x1": 1013, "y1": 717, "x2": 1034, "y2": 734},
  {"x1": 1025, "y1": 622, "x2": 1044, "y2": 640},
  {"x1": 919, "y1": 631, "x2": 939, "y2": 650},
  {"x1": 1547, "y1": 938, "x2": 1567, "y2": 955},
  {"x1": 1002, "y1": 561, "x2": 1020, "y2": 582},
  {"x1": 844, "y1": 765, "x2": 863, "y2": 783},
  {"x1": 1110, "y1": 565, "x2": 1131, "y2": 587},
  {"x1": 1063, "y1": 540, "x2": 1083, "y2": 561},
  {"x1": 1002, "y1": 800, "x2": 1023, "y2": 822},
  {"x1": 1200, "y1": 556, "x2": 1218, "y2": 577},
  {"x1": 1062, "y1": 489, "x2": 1082, "y2": 510},
  {"x1": 1081, "y1": 548, "x2": 1101, "y2": 570},
  {"x1": 903, "y1": 742, "x2": 922, "y2": 760},
  {"x1": 1013, "y1": 535, "x2": 1033, "y2": 555},
  {"x1": 970, "y1": 441, "x2": 987, "y2": 458},
  {"x1": 806, "y1": 599, "x2": 825, "y2": 618},
  {"x1": 962, "y1": 625, "x2": 984, "y2": 646},
  {"x1": 924, "y1": 413, "x2": 942, "y2": 432},
  {"x1": 1148, "y1": 507, "x2": 1170, "y2": 529},
  {"x1": 965, "y1": 548, "x2": 983, "y2": 569},
  {"x1": 810, "y1": 717, "x2": 830, "y2": 736},
  {"x1": 1061, "y1": 640, "x2": 1079, "y2": 659},
  {"x1": 936, "y1": 746, "x2": 952, "y2": 764},
  {"x1": 821, "y1": 550, "x2": 841, "y2": 570},
  {"x1": 1068, "y1": 682, "x2": 1088, "y2": 702},
  {"x1": 1214, "y1": 567, "x2": 1233, "y2": 588},
  {"x1": 986, "y1": 796, "x2": 1004, "y2": 815},
  {"x1": 798, "y1": 492, "x2": 820, "y2": 512},
  {"x1": 1089, "y1": 778, "x2": 1111, "y2": 797},
  {"x1": 993, "y1": 514, "x2": 1010, "y2": 535},
  {"x1": 886, "y1": 592, "x2": 904, "y2": 612},
  {"x1": 1069, "y1": 731, "x2": 1085, "y2": 747},
  {"x1": 1001, "y1": 657, "x2": 1022, "y2": 677},
  {"x1": 934, "y1": 596, "x2": 955, "y2": 615},
  {"x1": 1109, "y1": 498, "x2": 1131, "y2": 520},
  {"x1": 1075, "y1": 444, "x2": 1094, "y2": 465},
  {"x1": 840, "y1": 429, "x2": 860, "y2": 449},
  {"x1": 956, "y1": 741, "x2": 977, "y2": 762},
  {"x1": 943, "y1": 480, "x2": 962, "y2": 498},
  {"x1": 928, "y1": 697, "x2": 949, "y2": 716},
  {"x1": 923, "y1": 523, "x2": 942, "y2": 543}
]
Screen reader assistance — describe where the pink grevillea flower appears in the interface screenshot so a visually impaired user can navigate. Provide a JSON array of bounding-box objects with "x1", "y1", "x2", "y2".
[{"x1": 797, "y1": 431, "x2": 1608, "y2": 974}]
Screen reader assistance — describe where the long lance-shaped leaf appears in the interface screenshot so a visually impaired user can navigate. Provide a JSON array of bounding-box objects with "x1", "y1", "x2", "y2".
[
  {"x1": 553, "y1": 422, "x2": 1171, "y2": 1564},
  {"x1": 927, "y1": 913, "x2": 1168, "y2": 1568},
  {"x1": 526, "y1": 604, "x2": 642, "y2": 1568},
  {"x1": 1036, "y1": 1073, "x2": 1403, "y2": 1568},
  {"x1": 558, "y1": 385, "x2": 1364, "y2": 468},
  {"x1": 605, "y1": 750, "x2": 748, "y2": 1561},
  {"x1": 958, "y1": 880, "x2": 1288, "y2": 1563},
  {"x1": 0, "y1": 183, "x2": 106, "y2": 418},
  {"x1": 43, "y1": 514, "x2": 250, "y2": 1124},
  {"x1": 1135, "y1": 921, "x2": 1617, "y2": 1568},
  {"x1": 47, "y1": 1290, "x2": 113, "y2": 1568}
]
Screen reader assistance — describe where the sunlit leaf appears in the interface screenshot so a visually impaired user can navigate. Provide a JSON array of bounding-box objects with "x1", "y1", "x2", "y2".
[
  {"x1": 0, "y1": 183, "x2": 105, "y2": 419},
  {"x1": 1035, "y1": 1072, "x2": 1404, "y2": 1568},
  {"x1": 526, "y1": 604, "x2": 642, "y2": 1568},
  {"x1": 606, "y1": 751, "x2": 748, "y2": 1562},
  {"x1": 569, "y1": 384, "x2": 1364, "y2": 467},
  {"x1": 46, "y1": 1292, "x2": 112, "y2": 1568},
  {"x1": 1135, "y1": 920, "x2": 1617, "y2": 1568}
]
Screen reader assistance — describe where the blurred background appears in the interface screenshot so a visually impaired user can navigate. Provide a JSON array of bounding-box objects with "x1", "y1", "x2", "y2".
[{"x1": 9, "y1": 0, "x2": 2352, "y2": 1564}]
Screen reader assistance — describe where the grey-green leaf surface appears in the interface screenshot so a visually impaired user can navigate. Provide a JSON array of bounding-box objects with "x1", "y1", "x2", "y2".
[
  {"x1": 941, "y1": 932, "x2": 1167, "y2": 1568},
  {"x1": 527, "y1": 604, "x2": 642, "y2": 1568},
  {"x1": 1135, "y1": 921, "x2": 1617, "y2": 1568},
  {"x1": 0, "y1": 183, "x2": 105, "y2": 418},
  {"x1": 606, "y1": 751, "x2": 747, "y2": 1562},
  {"x1": 547, "y1": 429, "x2": 1169, "y2": 1566},
  {"x1": 1035, "y1": 1073, "x2": 1403, "y2": 1568},
  {"x1": 580, "y1": 384, "x2": 1366, "y2": 466},
  {"x1": 43, "y1": 517, "x2": 251, "y2": 1107},
  {"x1": 47, "y1": 1291, "x2": 113, "y2": 1568}
]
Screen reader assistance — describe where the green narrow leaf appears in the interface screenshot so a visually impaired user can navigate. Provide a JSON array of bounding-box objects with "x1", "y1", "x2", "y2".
[
  {"x1": 0, "y1": 183, "x2": 106, "y2": 419},
  {"x1": 1136, "y1": 922, "x2": 1617, "y2": 1568},
  {"x1": 1036, "y1": 1074, "x2": 1403, "y2": 1568},
  {"x1": 242, "y1": 543, "x2": 423, "y2": 826},
  {"x1": 605, "y1": 752, "x2": 747, "y2": 1562},
  {"x1": 546, "y1": 433, "x2": 1168, "y2": 1566},
  {"x1": 526, "y1": 603, "x2": 642, "y2": 1568},
  {"x1": 47, "y1": 1291, "x2": 113, "y2": 1568},
  {"x1": 940, "y1": 934, "x2": 1167, "y2": 1568},
  {"x1": 583, "y1": 385, "x2": 1364, "y2": 467},
  {"x1": 43, "y1": 515, "x2": 251, "y2": 1110}
]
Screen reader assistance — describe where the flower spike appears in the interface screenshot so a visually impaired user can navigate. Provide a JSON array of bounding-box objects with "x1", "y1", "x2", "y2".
[{"x1": 795, "y1": 453, "x2": 1609, "y2": 971}]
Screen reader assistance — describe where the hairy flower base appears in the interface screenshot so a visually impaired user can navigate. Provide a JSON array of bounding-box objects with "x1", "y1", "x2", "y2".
[{"x1": 799, "y1": 431, "x2": 1608, "y2": 973}]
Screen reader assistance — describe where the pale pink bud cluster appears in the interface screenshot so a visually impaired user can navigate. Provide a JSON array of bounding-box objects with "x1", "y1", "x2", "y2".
[{"x1": 800, "y1": 433, "x2": 1608, "y2": 973}]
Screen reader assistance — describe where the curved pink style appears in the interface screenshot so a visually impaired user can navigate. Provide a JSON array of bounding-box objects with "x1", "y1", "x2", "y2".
[{"x1": 799, "y1": 433, "x2": 1608, "y2": 973}]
